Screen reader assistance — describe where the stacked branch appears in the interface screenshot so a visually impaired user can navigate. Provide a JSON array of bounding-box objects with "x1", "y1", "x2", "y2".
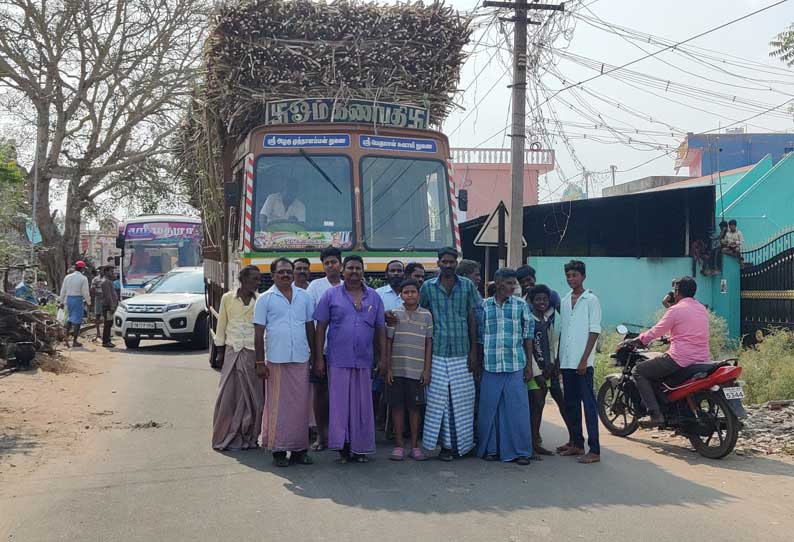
[
  {"x1": 176, "y1": 0, "x2": 471, "y2": 246},
  {"x1": 0, "y1": 293, "x2": 67, "y2": 355}
]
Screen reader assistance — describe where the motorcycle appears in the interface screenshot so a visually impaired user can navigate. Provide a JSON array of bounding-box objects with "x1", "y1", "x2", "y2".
[{"x1": 597, "y1": 325, "x2": 747, "y2": 459}]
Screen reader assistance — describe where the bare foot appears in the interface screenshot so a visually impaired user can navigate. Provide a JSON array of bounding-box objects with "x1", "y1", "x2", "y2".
[{"x1": 577, "y1": 452, "x2": 600, "y2": 464}]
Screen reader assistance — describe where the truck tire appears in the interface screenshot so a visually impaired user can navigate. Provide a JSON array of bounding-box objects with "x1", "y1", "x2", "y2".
[
  {"x1": 191, "y1": 313, "x2": 209, "y2": 350},
  {"x1": 124, "y1": 337, "x2": 140, "y2": 349}
]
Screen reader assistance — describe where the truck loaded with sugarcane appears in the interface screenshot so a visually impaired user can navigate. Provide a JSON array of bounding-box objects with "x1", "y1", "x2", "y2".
[{"x1": 176, "y1": 0, "x2": 472, "y2": 366}]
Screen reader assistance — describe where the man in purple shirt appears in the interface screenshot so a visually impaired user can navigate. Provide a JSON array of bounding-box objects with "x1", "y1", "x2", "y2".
[{"x1": 313, "y1": 254, "x2": 386, "y2": 463}]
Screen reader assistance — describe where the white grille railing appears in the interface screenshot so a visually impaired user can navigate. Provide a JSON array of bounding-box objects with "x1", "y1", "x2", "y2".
[{"x1": 450, "y1": 147, "x2": 554, "y2": 165}]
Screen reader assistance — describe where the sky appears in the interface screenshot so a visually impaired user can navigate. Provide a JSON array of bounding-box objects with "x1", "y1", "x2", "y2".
[{"x1": 441, "y1": 0, "x2": 794, "y2": 202}]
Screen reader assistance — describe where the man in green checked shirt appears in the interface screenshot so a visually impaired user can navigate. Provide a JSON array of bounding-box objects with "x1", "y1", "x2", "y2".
[{"x1": 473, "y1": 267, "x2": 534, "y2": 465}]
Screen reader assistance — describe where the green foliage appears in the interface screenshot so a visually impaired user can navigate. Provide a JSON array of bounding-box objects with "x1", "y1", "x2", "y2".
[
  {"x1": 594, "y1": 331, "x2": 621, "y2": 390},
  {"x1": 738, "y1": 329, "x2": 794, "y2": 404},
  {"x1": 367, "y1": 277, "x2": 386, "y2": 289},
  {"x1": 770, "y1": 23, "x2": 794, "y2": 67},
  {"x1": 0, "y1": 141, "x2": 28, "y2": 263}
]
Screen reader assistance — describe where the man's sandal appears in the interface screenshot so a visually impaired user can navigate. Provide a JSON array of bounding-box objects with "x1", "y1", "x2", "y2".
[
  {"x1": 389, "y1": 447, "x2": 405, "y2": 461},
  {"x1": 559, "y1": 447, "x2": 585, "y2": 457}
]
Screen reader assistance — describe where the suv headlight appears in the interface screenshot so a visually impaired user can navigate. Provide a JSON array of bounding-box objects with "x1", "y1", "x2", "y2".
[
  {"x1": 164, "y1": 303, "x2": 190, "y2": 312},
  {"x1": 118, "y1": 302, "x2": 128, "y2": 312}
]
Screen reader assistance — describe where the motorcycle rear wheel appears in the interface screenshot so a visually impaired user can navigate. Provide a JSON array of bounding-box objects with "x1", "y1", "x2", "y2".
[
  {"x1": 688, "y1": 390, "x2": 739, "y2": 459},
  {"x1": 597, "y1": 378, "x2": 639, "y2": 437}
]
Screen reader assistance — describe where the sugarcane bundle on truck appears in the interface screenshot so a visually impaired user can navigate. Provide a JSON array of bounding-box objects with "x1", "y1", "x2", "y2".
[{"x1": 175, "y1": 0, "x2": 471, "y2": 367}]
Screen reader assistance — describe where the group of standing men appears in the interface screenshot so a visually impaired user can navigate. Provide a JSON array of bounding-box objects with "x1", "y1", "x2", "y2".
[
  {"x1": 58, "y1": 261, "x2": 119, "y2": 348},
  {"x1": 211, "y1": 246, "x2": 602, "y2": 467}
]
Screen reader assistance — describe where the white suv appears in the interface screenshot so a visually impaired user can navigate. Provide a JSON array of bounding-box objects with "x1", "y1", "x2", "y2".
[{"x1": 113, "y1": 267, "x2": 208, "y2": 349}]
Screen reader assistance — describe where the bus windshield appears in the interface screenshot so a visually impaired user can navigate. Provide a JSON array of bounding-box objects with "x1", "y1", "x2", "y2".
[
  {"x1": 253, "y1": 155, "x2": 354, "y2": 251},
  {"x1": 360, "y1": 157, "x2": 454, "y2": 250},
  {"x1": 122, "y1": 221, "x2": 202, "y2": 288}
]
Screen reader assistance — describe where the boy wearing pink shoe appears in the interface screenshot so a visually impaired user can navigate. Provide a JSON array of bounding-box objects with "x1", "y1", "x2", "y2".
[{"x1": 383, "y1": 279, "x2": 433, "y2": 461}]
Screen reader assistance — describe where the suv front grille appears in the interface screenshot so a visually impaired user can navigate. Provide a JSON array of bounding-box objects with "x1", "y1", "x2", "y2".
[{"x1": 126, "y1": 305, "x2": 165, "y2": 314}]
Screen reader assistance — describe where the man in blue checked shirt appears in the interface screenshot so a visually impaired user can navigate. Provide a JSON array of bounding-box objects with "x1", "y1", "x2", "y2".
[{"x1": 473, "y1": 267, "x2": 534, "y2": 465}]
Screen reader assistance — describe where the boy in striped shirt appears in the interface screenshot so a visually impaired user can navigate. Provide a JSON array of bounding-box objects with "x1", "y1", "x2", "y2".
[{"x1": 384, "y1": 279, "x2": 433, "y2": 461}]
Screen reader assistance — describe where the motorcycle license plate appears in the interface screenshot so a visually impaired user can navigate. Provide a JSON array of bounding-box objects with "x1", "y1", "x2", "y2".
[{"x1": 723, "y1": 386, "x2": 744, "y2": 400}]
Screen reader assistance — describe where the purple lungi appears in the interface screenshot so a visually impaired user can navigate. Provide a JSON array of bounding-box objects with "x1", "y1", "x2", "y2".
[
  {"x1": 261, "y1": 362, "x2": 311, "y2": 452},
  {"x1": 327, "y1": 366, "x2": 375, "y2": 455}
]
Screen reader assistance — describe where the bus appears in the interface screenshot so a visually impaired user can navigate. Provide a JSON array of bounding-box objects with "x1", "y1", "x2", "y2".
[{"x1": 116, "y1": 215, "x2": 203, "y2": 299}]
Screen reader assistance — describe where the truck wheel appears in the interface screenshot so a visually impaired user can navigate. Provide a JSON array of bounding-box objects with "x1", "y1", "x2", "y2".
[
  {"x1": 124, "y1": 338, "x2": 140, "y2": 349},
  {"x1": 191, "y1": 314, "x2": 209, "y2": 350}
]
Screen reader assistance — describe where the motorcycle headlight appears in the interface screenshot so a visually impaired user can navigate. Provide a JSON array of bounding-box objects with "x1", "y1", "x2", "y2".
[{"x1": 164, "y1": 303, "x2": 190, "y2": 312}]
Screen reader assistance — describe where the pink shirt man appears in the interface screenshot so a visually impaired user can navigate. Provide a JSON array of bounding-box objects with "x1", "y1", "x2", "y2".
[{"x1": 639, "y1": 297, "x2": 710, "y2": 367}]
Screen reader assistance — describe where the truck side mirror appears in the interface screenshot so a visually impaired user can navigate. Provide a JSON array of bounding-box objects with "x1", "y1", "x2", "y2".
[
  {"x1": 224, "y1": 181, "x2": 241, "y2": 208},
  {"x1": 458, "y1": 189, "x2": 468, "y2": 212}
]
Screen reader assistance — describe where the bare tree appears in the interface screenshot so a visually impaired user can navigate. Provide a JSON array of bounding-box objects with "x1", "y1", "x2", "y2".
[{"x1": 0, "y1": 0, "x2": 206, "y2": 286}]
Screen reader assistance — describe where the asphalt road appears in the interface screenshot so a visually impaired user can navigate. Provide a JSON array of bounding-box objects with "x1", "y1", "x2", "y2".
[{"x1": 2, "y1": 343, "x2": 793, "y2": 542}]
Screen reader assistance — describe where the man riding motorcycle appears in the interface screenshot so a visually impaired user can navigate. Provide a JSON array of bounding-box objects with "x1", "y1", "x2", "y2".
[{"x1": 630, "y1": 276, "x2": 710, "y2": 425}]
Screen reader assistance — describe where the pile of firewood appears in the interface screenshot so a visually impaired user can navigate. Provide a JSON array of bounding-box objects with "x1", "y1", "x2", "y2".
[
  {"x1": 0, "y1": 293, "x2": 66, "y2": 355},
  {"x1": 205, "y1": 0, "x2": 471, "y2": 137}
]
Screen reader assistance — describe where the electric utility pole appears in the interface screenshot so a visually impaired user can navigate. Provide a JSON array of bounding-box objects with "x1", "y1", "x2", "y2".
[{"x1": 483, "y1": 0, "x2": 564, "y2": 267}]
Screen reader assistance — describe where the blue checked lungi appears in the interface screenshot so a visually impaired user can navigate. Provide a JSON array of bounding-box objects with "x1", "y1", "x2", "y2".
[
  {"x1": 422, "y1": 355, "x2": 476, "y2": 456},
  {"x1": 477, "y1": 369, "x2": 531, "y2": 462},
  {"x1": 66, "y1": 295, "x2": 85, "y2": 325}
]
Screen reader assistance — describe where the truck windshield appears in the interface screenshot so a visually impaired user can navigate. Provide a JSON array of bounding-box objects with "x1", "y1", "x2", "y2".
[
  {"x1": 361, "y1": 157, "x2": 453, "y2": 250},
  {"x1": 122, "y1": 222, "x2": 202, "y2": 288},
  {"x1": 253, "y1": 155, "x2": 354, "y2": 250}
]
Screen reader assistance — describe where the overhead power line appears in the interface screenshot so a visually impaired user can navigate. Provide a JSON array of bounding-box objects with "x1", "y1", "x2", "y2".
[{"x1": 529, "y1": 0, "x2": 792, "y2": 114}]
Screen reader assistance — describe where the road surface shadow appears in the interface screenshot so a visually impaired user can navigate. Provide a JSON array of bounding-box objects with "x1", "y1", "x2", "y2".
[
  {"x1": 628, "y1": 435, "x2": 794, "y2": 476},
  {"x1": 227, "y1": 425, "x2": 735, "y2": 513},
  {"x1": 121, "y1": 341, "x2": 206, "y2": 358},
  {"x1": 0, "y1": 433, "x2": 39, "y2": 461}
]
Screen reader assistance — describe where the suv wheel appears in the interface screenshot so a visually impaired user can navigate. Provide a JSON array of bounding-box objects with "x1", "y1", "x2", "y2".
[{"x1": 191, "y1": 313, "x2": 209, "y2": 350}]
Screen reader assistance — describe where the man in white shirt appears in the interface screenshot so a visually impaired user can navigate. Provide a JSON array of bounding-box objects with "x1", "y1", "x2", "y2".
[
  {"x1": 259, "y1": 180, "x2": 305, "y2": 225},
  {"x1": 557, "y1": 259, "x2": 601, "y2": 464},
  {"x1": 376, "y1": 260, "x2": 405, "y2": 312},
  {"x1": 305, "y1": 246, "x2": 343, "y2": 451},
  {"x1": 59, "y1": 260, "x2": 92, "y2": 347}
]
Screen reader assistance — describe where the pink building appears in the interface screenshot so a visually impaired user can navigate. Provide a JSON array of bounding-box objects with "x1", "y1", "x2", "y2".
[{"x1": 451, "y1": 147, "x2": 555, "y2": 220}]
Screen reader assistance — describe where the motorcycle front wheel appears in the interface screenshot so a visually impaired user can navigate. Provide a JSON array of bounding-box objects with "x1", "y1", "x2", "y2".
[
  {"x1": 688, "y1": 390, "x2": 739, "y2": 459},
  {"x1": 597, "y1": 378, "x2": 639, "y2": 437}
]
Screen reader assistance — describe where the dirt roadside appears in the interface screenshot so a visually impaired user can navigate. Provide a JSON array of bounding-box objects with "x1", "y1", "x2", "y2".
[{"x1": 0, "y1": 342, "x2": 120, "y2": 483}]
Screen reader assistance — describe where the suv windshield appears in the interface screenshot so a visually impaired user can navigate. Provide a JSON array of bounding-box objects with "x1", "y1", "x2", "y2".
[
  {"x1": 361, "y1": 157, "x2": 453, "y2": 250},
  {"x1": 253, "y1": 155, "x2": 354, "y2": 250},
  {"x1": 150, "y1": 270, "x2": 204, "y2": 294}
]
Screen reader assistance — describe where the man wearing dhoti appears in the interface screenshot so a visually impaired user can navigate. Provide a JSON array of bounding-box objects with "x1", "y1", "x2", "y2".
[
  {"x1": 212, "y1": 265, "x2": 263, "y2": 451},
  {"x1": 420, "y1": 247, "x2": 481, "y2": 461},
  {"x1": 475, "y1": 268, "x2": 534, "y2": 465},
  {"x1": 254, "y1": 258, "x2": 316, "y2": 467},
  {"x1": 313, "y1": 255, "x2": 386, "y2": 463}
]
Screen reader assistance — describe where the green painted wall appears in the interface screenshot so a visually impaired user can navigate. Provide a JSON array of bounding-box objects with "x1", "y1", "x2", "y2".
[
  {"x1": 530, "y1": 256, "x2": 740, "y2": 338},
  {"x1": 723, "y1": 152, "x2": 794, "y2": 249},
  {"x1": 716, "y1": 155, "x2": 773, "y2": 216}
]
